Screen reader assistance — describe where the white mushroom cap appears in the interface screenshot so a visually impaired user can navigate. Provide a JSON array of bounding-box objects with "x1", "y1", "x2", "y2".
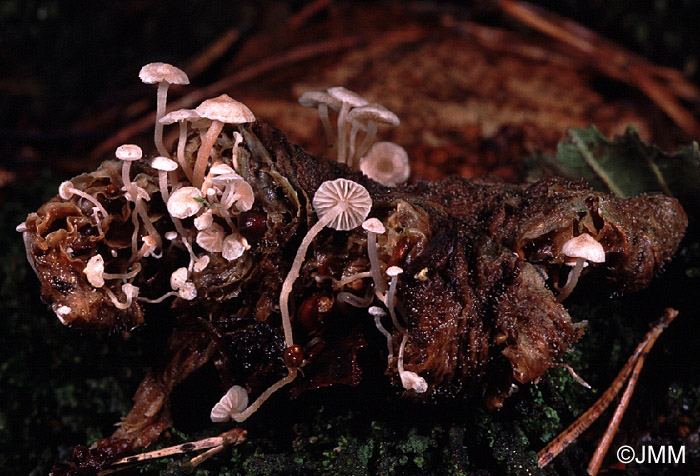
[
  {"x1": 164, "y1": 231, "x2": 179, "y2": 241},
  {"x1": 298, "y1": 90, "x2": 342, "y2": 110},
  {"x1": 360, "y1": 142, "x2": 410, "y2": 187},
  {"x1": 348, "y1": 104, "x2": 400, "y2": 126},
  {"x1": 362, "y1": 217, "x2": 385, "y2": 234},
  {"x1": 170, "y1": 267, "x2": 189, "y2": 290},
  {"x1": 178, "y1": 281, "x2": 197, "y2": 300},
  {"x1": 561, "y1": 234, "x2": 605, "y2": 263},
  {"x1": 151, "y1": 156, "x2": 178, "y2": 171},
  {"x1": 195, "y1": 94, "x2": 255, "y2": 124},
  {"x1": 399, "y1": 370, "x2": 428, "y2": 393},
  {"x1": 158, "y1": 108, "x2": 200, "y2": 124},
  {"x1": 210, "y1": 385, "x2": 249, "y2": 422},
  {"x1": 327, "y1": 87, "x2": 369, "y2": 108},
  {"x1": 139, "y1": 62, "x2": 189, "y2": 85},
  {"x1": 312, "y1": 178, "x2": 372, "y2": 231},
  {"x1": 209, "y1": 163, "x2": 237, "y2": 176},
  {"x1": 115, "y1": 144, "x2": 143, "y2": 162},
  {"x1": 368, "y1": 305, "x2": 387, "y2": 317},
  {"x1": 84, "y1": 254, "x2": 105, "y2": 288},
  {"x1": 222, "y1": 232, "x2": 250, "y2": 261},
  {"x1": 223, "y1": 180, "x2": 255, "y2": 212},
  {"x1": 167, "y1": 186, "x2": 204, "y2": 219},
  {"x1": 193, "y1": 255, "x2": 210, "y2": 273},
  {"x1": 58, "y1": 181, "x2": 75, "y2": 200},
  {"x1": 196, "y1": 223, "x2": 225, "y2": 253},
  {"x1": 122, "y1": 283, "x2": 139, "y2": 299},
  {"x1": 194, "y1": 209, "x2": 214, "y2": 231},
  {"x1": 386, "y1": 265, "x2": 403, "y2": 277}
]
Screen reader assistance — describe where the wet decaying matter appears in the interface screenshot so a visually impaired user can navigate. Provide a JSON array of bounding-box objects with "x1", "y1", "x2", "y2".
[{"x1": 21, "y1": 120, "x2": 686, "y2": 469}]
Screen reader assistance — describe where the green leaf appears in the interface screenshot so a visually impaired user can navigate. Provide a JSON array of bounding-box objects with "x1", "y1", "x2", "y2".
[{"x1": 541, "y1": 125, "x2": 700, "y2": 217}]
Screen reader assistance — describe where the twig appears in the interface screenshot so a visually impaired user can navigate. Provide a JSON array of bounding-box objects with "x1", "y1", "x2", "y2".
[
  {"x1": 586, "y1": 347, "x2": 647, "y2": 475},
  {"x1": 103, "y1": 427, "x2": 246, "y2": 472},
  {"x1": 537, "y1": 308, "x2": 678, "y2": 468},
  {"x1": 184, "y1": 29, "x2": 241, "y2": 80},
  {"x1": 289, "y1": 0, "x2": 333, "y2": 30},
  {"x1": 498, "y1": 0, "x2": 700, "y2": 138}
]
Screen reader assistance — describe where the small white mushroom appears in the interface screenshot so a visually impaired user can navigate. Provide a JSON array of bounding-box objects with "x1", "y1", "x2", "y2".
[
  {"x1": 193, "y1": 94, "x2": 255, "y2": 188},
  {"x1": 279, "y1": 178, "x2": 372, "y2": 349},
  {"x1": 360, "y1": 142, "x2": 410, "y2": 187},
  {"x1": 103, "y1": 283, "x2": 140, "y2": 310},
  {"x1": 196, "y1": 223, "x2": 225, "y2": 253},
  {"x1": 210, "y1": 385, "x2": 249, "y2": 422},
  {"x1": 151, "y1": 156, "x2": 178, "y2": 203},
  {"x1": 327, "y1": 87, "x2": 369, "y2": 165},
  {"x1": 139, "y1": 62, "x2": 190, "y2": 157},
  {"x1": 347, "y1": 104, "x2": 400, "y2": 168},
  {"x1": 369, "y1": 305, "x2": 394, "y2": 363},
  {"x1": 159, "y1": 108, "x2": 200, "y2": 181},
  {"x1": 362, "y1": 218, "x2": 387, "y2": 296},
  {"x1": 298, "y1": 90, "x2": 342, "y2": 149},
  {"x1": 194, "y1": 209, "x2": 214, "y2": 231},
  {"x1": 58, "y1": 181, "x2": 108, "y2": 232},
  {"x1": 170, "y1": 267, "x2": 189, "y2": 290},
  {"x1": 84, "y1": 254, "x2": 141, "y2": 288},
  {"x1": 557, "y1": 233, "x2": 606, "y2": 301},
  {"x1": 385, "y1": 266, "x2": 406, "y2": 334},
  {"x1": 167, "y1": 186, "x2": 204, "y2": 219},
  {"x1": 397, "y1": 334, "x2": 427, "y2": 393},
  {"x1": 116, "y1": 144, "x2": 162, "y2": 249},
  {"x1": 221, "y1": 232, "x2": 250, "y2": 261}
]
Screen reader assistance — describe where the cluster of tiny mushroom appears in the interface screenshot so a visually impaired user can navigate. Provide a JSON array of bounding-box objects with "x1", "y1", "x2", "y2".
[
  {"x1": 17, "y1": 62, "x2": 609, "y2": 424},
  {"x1": 77, "y1": 64, "x2": 258, "y2": 314},
  {"x1": 299, "y1": 87, "x2": 410, "y2": 187}
]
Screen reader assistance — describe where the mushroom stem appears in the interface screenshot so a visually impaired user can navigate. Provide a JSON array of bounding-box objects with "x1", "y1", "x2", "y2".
[
  {"x1": 317, "y1": 104, "x2": 336, "y2": 149},
  {"x1": 367, "y1": 230, "x2": 387, "y2": 295},
  {"x1": 280, "y1": 212, "x2": 335, "y2": 347},
  {"x1": 386, "y1": 271, "x2": 406, "y2": 334},
  {"x1": 193, "y1": 120, "x2": 224, "y2": 188},
  {"x1": 355, "y1": 121, "x2": 378, "y2": 161},
  {"x1": 157, "y1": 171, "x2": 170, "y2": 203},
  {"x1": 176, "y1": 122, "x2": 194, "y2": 182},
  {"x1": 154, "y1": 82, "x2": 170, "y2": 157},
  {"x1": 336, "y1": 103, "x2": 351, "y2": 165},
  {"x1": 231, "y1": 368, "x2": 297, "y2": 422},
  {"x1": 557, "y1": 257, "x2": 585, "y2": 302},
  {"x1": 103, "y1": 284, "x2": 139, "y2": 310}
]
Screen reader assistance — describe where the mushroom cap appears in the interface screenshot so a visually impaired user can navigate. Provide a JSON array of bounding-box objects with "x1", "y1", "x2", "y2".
[
  {"x1": 225, "y1": 180, "x2": 255, "y2": 212},
  {"x1": 312, "y1": 178, "x2": 372, "y2": 231},
  {"x1": 159, "y1": 108, "x2": 200, "y2": 124},
  {"x1": 222, "y1": 232, "x2": 250, "y2": 261},
  {"x1": 360, "y1": 142, "x2": 410, "y2": 187},
  {"x1": 194, "y1": 209, "x2": 214, "y2": 231},
  {"x1": 115, "y1": 144, "x2": 143, "y2": 162},
  {"x1": 210, "y1": 385, "x2": 249, "y2": 422},
  {"x1": 196, "y1": 223, "x2": 225, "y2": 253},
  {"x1": 386, "y1": 265, "x2": 403, "y2": 277},
  {"x1": 561, "y1": 234, "x2": 606, "y2": 263},
  {"x1": 195, "y1": 94, "x2": 255, "y2": 124},
  {"x1": 84, "y1": 254, "x2": 105, "y2": 288},
  {"x1": 362, "y1": 217, "x2": 386, "y2": 234},
  {"x1": 348, "y1": 103, "x2": 400, "y2": 126},
  {"x1": 209, "y1": 163, "x2": 237, "y2": 176},
  {"x1": 170, "y1": 267, "x2": 189, "y2": 290},
  {"x1": 58, "y1": 181, "x2": 75, "y2": 200},
  {"x1": 167, "y1": 186, "x2": 204, "y2": 219},
  {"x1": 151, "y1": 156, "x2": 178, "y2": 171},
  {"x1": 298, "y1": 90, "x2": 342, "y2": 110},
  {"x1": 139, "y1": 62, "x2": 189, "y2": 85},
  {"x1": 178, "y1": 281, "x2": 197, "y2": 300},
  {"x1": 368, "y1": 305, "x2": 387, "y2": 317},
  {"x1": 400, "y1": 370, "x2": 428, "y2": 393},
  {"x1": 327, "y1": 87, "x2": 369, "y2": 108}
]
